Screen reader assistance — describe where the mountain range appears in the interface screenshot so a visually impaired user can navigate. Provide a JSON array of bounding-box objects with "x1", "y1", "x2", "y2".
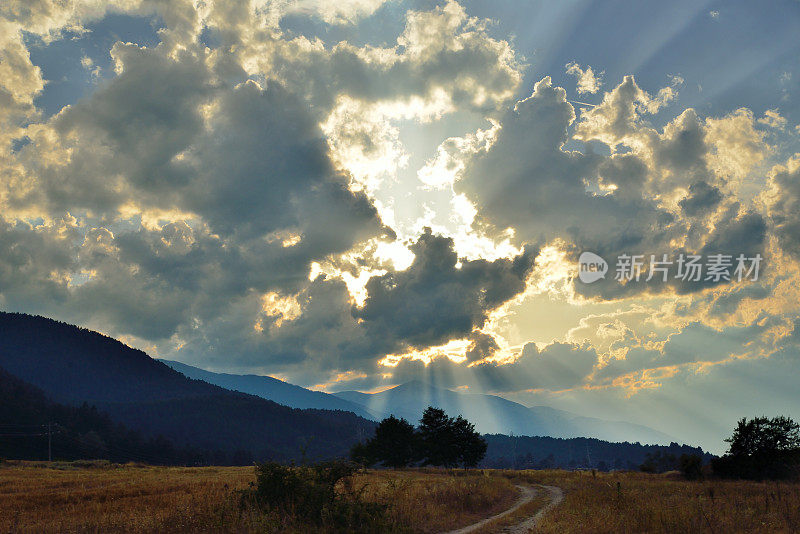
[
  {"x1": 0, "y1": 311, "x2": 694, "y2": 469},
  {"x1": 160, "y1": 359, "x2": 672, "y2": 445},
  {"x1": 159, "y1": 359, "x2": 377, "y2": 420},
  {"x1": 0, "y1": 312, "x2": 374, "y2": 462},
  {"x1": 333, "y1": 381, "x2": 673, "y2": 445}
]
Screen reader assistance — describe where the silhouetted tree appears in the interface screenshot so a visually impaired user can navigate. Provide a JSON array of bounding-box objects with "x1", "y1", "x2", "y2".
[
  {"x1": 418, "y1": 407, "x2": 459, "y2": 467},
  {"x1": 713, "y1": 416, "x2": 800, "y2": 480},
  {"x1": 353, "y1": 407, "x2": 487, "y2": 469},
  {"x1": 357, "y1": 415, "x2": 419, "y2": 468},
  {"x1": 726, "y1": 416, "x2": 800, "y2": 456},
  {"x1": 453, "y1": 415, "x2": 487, "y2": 468},
  {"x1": 417, "y1": 407, "x2": 486, "y2": 468},
  {"x1": 679, "y1": 453, "x2": 703, "y2": 480}
]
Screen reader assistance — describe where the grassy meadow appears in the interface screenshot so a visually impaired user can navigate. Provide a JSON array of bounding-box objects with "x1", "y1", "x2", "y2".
[
  {"x1": 2, "y1": 461, "x2": 799, "y2": 533},
  {"x1": 505, "y1": 469, "x2": 800, "y2": 533},
  {"x1": 0, "y1": 461, "x2": 517, "y2": 533}
]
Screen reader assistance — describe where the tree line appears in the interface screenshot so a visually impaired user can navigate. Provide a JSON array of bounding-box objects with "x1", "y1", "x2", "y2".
[
  {"x1": 351, "y1": 407, "x2": 487, "y2": 468},
  {"x1": 639, "y1": 415, "x2": 800, "y2": 481},
  {"x1": 712, "y1": 416, "x2": 800, "y2": 480}
]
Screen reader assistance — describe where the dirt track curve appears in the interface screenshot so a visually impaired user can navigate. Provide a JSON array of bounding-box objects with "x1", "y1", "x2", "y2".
[{"x1": 442, "y1": 484, "x2": 563, "y2": 534}]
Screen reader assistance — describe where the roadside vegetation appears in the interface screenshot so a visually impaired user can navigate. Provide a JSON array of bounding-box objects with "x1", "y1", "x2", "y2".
[
  {"x1": 0, "y1": 461, "x2": 517, "y2": 533},
  {"x1": 4, "y1": 461, "x2": 800, "y2": 533},
  {"x1": 2, "y1": 415, "x2": 800, "y2": 533}
]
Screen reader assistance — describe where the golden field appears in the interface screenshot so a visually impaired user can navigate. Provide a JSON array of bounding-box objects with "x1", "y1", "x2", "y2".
[
  {"x1": 0, "y1": 461, "x2": 517, "y2": 533},
  {"x1": 2, "y1": 461, "x2": 799, "y2": 533},
  {"x1": 504, "y1": 469, "x2": 800, "y2": 533}
]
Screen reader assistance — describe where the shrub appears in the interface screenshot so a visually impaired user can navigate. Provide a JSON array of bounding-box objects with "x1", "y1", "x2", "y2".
[
  {"x1": 242, "y1": 460, "x2": 390, "y2": 532},
  {"x1": 678, "y1": 453, "x2": 703, "y2": 480}
]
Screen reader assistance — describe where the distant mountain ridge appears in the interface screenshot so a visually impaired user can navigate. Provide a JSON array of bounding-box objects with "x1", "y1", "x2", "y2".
[
  {"x1": 159, "y1": 359, "x2": 377, "y2": 420},
  {"x1": 0, "y1": 312, "x2": 374, "y2": 461},
  {"x1": 334, "y1": 380, "x2": 674, "y2": 445},
  {"x1": 157, "y1": 362, "x2": 673, "y2": 445},
  {"x1": 0, "y1": 312, "x2": 711, "y2": 468}
]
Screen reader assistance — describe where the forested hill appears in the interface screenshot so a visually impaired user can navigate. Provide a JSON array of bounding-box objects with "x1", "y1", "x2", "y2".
[
  {"x1": 0, "y1": 312, "x2": 375, "y2": 461},
  {"x1": 482, "y1": 434, "x2": 714, "y2": 471},
  {"x1": 0, "y1": 312, "x2": 713, "y2": 469},
  {"x1": 0, "y1": 366, "x2": 208, "y2": 464}
]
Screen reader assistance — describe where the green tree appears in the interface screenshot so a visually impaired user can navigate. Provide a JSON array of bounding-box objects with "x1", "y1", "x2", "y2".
[
  {"x1": 726, "y1": 416, "x2": 800, "y2": 457},
  {"x1": 452, "y1": 415, "x2": 487, "y2": 468},
  {"x1": 713, "y1": 416, "x2": 800, "y2": 480},
  {"x1": 354, "y1": 415, "x2": 418, "y2": 468},
  {"x1": 418, "y1": 406, "x2": 459, "y2": 467},
  {"x1": 417, "y1": 407, "x2": 486, "y2": 468}
]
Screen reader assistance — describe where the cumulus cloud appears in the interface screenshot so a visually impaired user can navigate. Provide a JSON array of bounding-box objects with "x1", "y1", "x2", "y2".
[
  {"x1": 764, "y1": 154, "x2": 800, "y2": 258},
  {"x1": 355, "y1": 228, "x2": 537, "y2": 351},
  {"x1": 0, "y1": 0, "x2": 797, "y2": 399},
  {"x1": 282, "y1": 0, "x2": 388, "y2": 25},
  {"x1": 758, "y1": 109, "x2": 788, "y2": 130},
  {"x1": 565, "y1": 62, "x2": 603, "y2": 94},
  {"x1": 454, "y1": 73, "x2": 773, "y2": 301}
]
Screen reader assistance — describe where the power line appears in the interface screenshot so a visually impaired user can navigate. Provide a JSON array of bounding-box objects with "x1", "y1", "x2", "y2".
[{"x1": 567, "y1": 99, "x2": 597, "y2": 108}]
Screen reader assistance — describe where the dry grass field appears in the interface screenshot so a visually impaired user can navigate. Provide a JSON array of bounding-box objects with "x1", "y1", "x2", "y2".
[
  {"x1": 502, "y1": 469, "x2": 800, "y2": 533},
  {"x1": 2, "y1": 461, "x2": 799, "y2": 533},
  {"x1": 0, "y1": 461, "x2": 254, "y2": 533},
  {"x1": 0, "y1": 461, "x2": 517, "y2": 533}
]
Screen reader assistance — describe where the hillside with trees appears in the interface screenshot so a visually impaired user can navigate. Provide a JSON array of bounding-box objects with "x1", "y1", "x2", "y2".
[
  {"x1": 0, "y1": 312, "x2": 721, "y2": 469},
  {"x1": 0, "y1": 366, "x2": 208, "y2": 464},
  {"x1": 481, "y1": 434, "x2": 713, "y2": 471},
  {"x1": 0, "y1": 312, "x2": 375, "y2": 462}
]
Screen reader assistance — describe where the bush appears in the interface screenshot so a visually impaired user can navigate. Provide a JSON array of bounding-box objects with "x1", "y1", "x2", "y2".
[
  {"x1": 678, "y1": 454, "x2": 703, "y2": 480},
  {"x1": 242, "y1": 460, "x2": 390, "y2": 532}
]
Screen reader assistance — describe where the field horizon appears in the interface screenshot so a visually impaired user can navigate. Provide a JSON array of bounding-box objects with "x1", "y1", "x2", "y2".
[{"x1": 2, "y1": 460, "x2": 799, "y2": 533}]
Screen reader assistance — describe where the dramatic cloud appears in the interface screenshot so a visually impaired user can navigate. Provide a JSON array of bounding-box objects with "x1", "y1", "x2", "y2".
[
  {"x1": 1, "y1": 0, "x2": 799, "y2": 446},
  {"x1": 355, "y1": 228, "x2": 536, "y2": 351},
  {"x1": 764, "y1": 155, "x2": 800, "y2": 258},
  {"x1": 565, "y1": 62, "x2": 603, "y2": 94}
]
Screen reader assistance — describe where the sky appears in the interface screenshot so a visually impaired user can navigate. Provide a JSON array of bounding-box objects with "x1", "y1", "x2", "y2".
[{"x1": 1, "y1": 0, "x2": 800, "y2": 453}]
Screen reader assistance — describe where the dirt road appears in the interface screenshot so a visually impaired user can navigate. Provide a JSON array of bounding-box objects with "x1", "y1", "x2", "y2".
[{"x1": 443, "y1": 484, "x2": 563, "y2": 534}]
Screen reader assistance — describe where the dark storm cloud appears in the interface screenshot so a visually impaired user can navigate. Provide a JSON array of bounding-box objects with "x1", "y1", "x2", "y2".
[
  {"x1": 457, "y1": 75, "x2": 769, "y2": 301},
  {"x1": 0, "y1": 41, "x2": 392, "y2": 355},
  {"x1": 0, "y1": 217, "x2": 77, "y2": 309},
  {"x1": 457, "y1": 76, "x2": 670, "y2": 251},
  {"x1": 679, "y1": 181, "x2": 722, "y2": 217},
  {"x1": 25, "y1": 44, "x2": 214, "y2": 216},
  {"x1": 182, "y1": 79, "x2": 387, "y2": 243},
  {"x1": 354, "y1": 228, "x2": 537, "y2": 350},
  {"x1": 166, "y1": 229, "x2": 536, "y2": 384},
  {"x1": 464, "y1": 331, "x2": 500, "y2": 362}
]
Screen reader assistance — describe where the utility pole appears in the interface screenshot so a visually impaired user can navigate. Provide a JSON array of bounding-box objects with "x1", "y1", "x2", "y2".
[{"x1": 47, "y1": 422, "x2": 52, "y2": 462}]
